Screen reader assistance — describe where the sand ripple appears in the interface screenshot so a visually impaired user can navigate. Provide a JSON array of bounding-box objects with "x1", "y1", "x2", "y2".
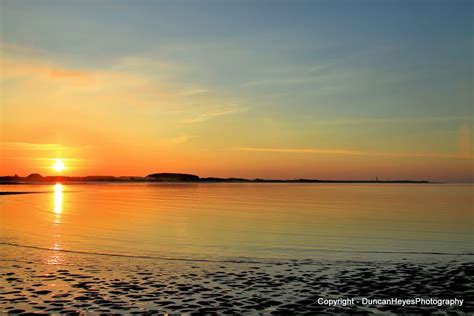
[{"x1": 0, "y1": 245, "x2": 472, "y2": 314}]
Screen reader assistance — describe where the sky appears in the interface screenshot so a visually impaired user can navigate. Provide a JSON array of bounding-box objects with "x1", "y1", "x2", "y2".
[{"x1": 0, "y1": 0, "x2": 472, "y2": 181}]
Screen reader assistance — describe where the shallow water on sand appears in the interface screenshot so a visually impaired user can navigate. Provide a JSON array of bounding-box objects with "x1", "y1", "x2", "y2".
[{"x1": 1, "y1": 183, "x2": 472, "y2": 262}]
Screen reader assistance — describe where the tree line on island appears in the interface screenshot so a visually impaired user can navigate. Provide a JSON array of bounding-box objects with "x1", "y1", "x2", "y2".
[{"x1": 0, "y1": 173, "x2": 430, "y2": 184}]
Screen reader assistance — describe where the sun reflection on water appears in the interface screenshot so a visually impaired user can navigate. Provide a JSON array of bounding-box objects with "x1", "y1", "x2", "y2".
[
  {"x1": 47, "y1": 183, "x2": 65, "y2": 265},
  {"x1": 54, "y1": 183, "x2": 63, "y2": 215}
]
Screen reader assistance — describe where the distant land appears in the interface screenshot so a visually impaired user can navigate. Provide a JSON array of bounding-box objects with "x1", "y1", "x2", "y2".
[{"x1": 0, "y1": 172, "x2": 430, "y2": 184}]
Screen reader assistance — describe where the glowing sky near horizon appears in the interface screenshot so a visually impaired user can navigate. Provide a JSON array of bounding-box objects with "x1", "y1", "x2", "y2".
[{"x1": 0, "y1": 0, "x2": 472, "y2": 181}]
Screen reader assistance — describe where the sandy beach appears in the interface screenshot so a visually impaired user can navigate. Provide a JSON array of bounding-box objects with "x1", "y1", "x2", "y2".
[{"x1": 1, "y1": 244, "x2": 472, "y2": 314}]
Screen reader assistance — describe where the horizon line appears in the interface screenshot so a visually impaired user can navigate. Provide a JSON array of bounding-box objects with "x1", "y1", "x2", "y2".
[{"x1": 0, "y1": 172, "x2": 445, "y2": 184}]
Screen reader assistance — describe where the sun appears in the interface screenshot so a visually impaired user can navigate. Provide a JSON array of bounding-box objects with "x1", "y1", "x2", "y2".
[{"x1": 52, "y1": 159, "x2": 66, "y2": 173}]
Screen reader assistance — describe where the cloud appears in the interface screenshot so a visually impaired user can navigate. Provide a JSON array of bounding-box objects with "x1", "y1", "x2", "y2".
[
  {"x1": 2, "y1": 142, "x2": 65, "y2": 151},
  {"x1": 169, "y1": 135, "x2": 193, "y2": 144},
  {"x1": 14, "y1": 157, "x2": 89, "y2": 162},
  {"x1": 241, "y1": 63, "x2": 352, "y2": 88},
  {"x1": 310, "y1": 116, "x2": 473, "y2": 126},
  {"x1": 49, "y1": 69, "x2": 89, "y2": 79},
  {"x1": 0, "y1": 42, "x2": 180, "y2": 100},
  {"x1": 0, "y1": 41, "x2": 44, "y2": 56},
  {"x1": 112, "y1": 56, "x2": 185, "y2": 74},
  {"x1": 182, "y1": 105, "x2": 244, "y2": 123},
  {"x1": 243, "y1": 77, "x2": 313, "y2": 87},
  {"x1": 234, "y1": 147, "x2": 473, "y2": 160},
  {"x1": 2, "y1": 58, "x2": 82, "y2": 80},
  {"x1": 1, "y1": 142, "x2": 86, "y2": 156},
  {"x1": 0, "y1": 52, "x2": 116, "y2": 89},
  {"x1": 458, "y1": 121, "x2": 472, "y2": 158},
  {"x1": 179, "y1": 88, "x2": 209, "y2": 96},
  {"x1": 235, "y1": 147, "x2": 363, "y2": 155},
  {"x1": 1, "y1": 42, "x2": 245, "y2": 115}
]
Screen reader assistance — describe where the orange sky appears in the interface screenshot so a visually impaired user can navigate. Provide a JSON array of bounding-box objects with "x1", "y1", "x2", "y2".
[{"x1": 1, "y1": 1, "x2": 473, "y2": 182}]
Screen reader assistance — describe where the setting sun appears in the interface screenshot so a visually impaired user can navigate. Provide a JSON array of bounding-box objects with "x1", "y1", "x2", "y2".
[{"x1": 52, "y1": 159, "x2": 66, "y2": 173}]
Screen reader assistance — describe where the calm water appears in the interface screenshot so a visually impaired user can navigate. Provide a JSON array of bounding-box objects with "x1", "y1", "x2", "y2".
[{"x1": 0, "y1": 183, "x2": 472, "y2": 262}]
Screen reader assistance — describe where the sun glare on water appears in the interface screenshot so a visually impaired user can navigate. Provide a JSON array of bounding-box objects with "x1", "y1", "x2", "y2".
[
  {"x1": 52, "y1": 159, "x2": 66, "y2": 173},
  {"x1": 54, "y1": 183, "x2": 63, "y2": 215}
]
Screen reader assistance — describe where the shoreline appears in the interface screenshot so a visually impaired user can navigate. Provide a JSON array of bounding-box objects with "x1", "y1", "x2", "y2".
[
  {"x1": 2, "y1": 242, "x2": 473, "y2": 261},
  {"x1": 0, "y1": 180, "x2": 435, "y2": 185}
]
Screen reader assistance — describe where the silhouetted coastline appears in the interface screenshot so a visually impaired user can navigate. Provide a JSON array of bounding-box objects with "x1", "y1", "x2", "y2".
[{"x1": 0, "y1": 172, "x2": 431, "y2": 184}]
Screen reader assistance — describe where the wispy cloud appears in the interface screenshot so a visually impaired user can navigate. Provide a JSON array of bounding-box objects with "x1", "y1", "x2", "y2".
[
  {"x1": 179, "y1": 88, "x2": 209, "y2": 96},
  {"x1": 234, "y1": 147, "x2": 473, "y2": 160},
  {"x1": 1, "y1": 141, "x2": 89, "y2": 149},
  {"x1": 182, "y1": 105, "x2": 244, "y2": 123},
  {"x1": 1, "y1": 43, "x2": 245, "y2": 117},
  {"x1": 169, "y1": 135, "x2": 193, "y2": 144},
  {"x1": 0, "y1": 41, "x2": 45, "y2": 57},
  {"x1": 241, "y1": 63, "x2": 350, "y2": 87},
  {"x1": 458, "y1": 120, "x2": 472, "y2": 158},
  {"x1": 0, "y1": 51, "x2": 115, "y2": 88},
  {"x1": 310, "y1": 116, "x2": 473, "y2": 126},
  {"x1": 243, "y1": 77, "x2": 313, "y2": 87},
  {"x1": 13, "y1": 157, "x2": 90, "y2": 162},
  {"x1": 235, "y1": 147, "x2": 363, "y2": 155},
  {"x1": 2, "y1": 142, "x2": 64, "y2": 150}
]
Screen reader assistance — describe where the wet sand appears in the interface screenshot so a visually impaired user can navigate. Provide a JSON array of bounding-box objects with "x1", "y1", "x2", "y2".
[{"x1": 1, "y1": 245, "x2": 472, "y2": 314}]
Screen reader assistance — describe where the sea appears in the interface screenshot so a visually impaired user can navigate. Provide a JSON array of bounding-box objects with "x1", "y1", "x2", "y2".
[{"x1": 1, "y1": 183, "x2": 472, "y2": 263}]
